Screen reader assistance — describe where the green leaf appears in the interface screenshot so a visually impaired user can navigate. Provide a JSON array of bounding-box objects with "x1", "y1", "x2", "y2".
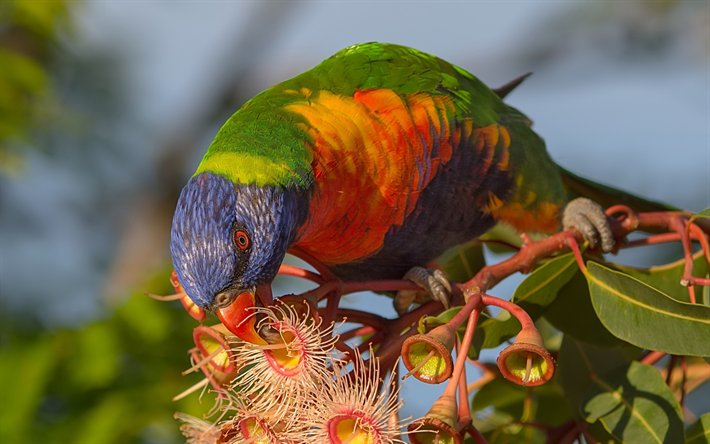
[
  {"x1": 436, "y1": 240, "x2": 486, "y2": 282},
  {"x1": 117, "y1": 289, "x2": 174, "y2": 344},
  {"x1": 73, "y1": 395, "x2": 132, "y2": 444},
  {"x1": 586, "y1": 421, "x2": 623, "y2": 443},
  {"x1": 417, "y1": 305, "x2": 462, "y2": 334},
  {"x1": 67, "y1": 323, "x2": 120, "y2": 389},
  {"x1": 587, "y1": 261, "x2": 710, "y2": 356},
  {"x1": 479, "y1": 224, "x2": 524, "y2": 252},
  {"x1": 686, "y1": 413, "x2": 710, "y2": 444},
  {"x1": 476, "y1": 253, "x2": 579, "y2": 349},
  {"x1": 692, "y1": 208, "x2": 710, "y2": 220},
  {"x1": 611, "y1": 251, "x2": 709, "y2": 304},
  {"x1": 544, "y1": 270, "x2": 620, "y2": 346},
  {"x1": 472, "y1": 377, "x2": 571, "y2": 428},
  {"x1": 6, "y1": 0, "x2": 69, "y2": 38},
  {"x1": 557, "y1": 336, "x2": 639, "y2": 417},
  {"x1": 582, "y1": 362, "x2": 684, "y2": 444},
  {"x1": 485, "y1": 424, "x2": 546, "y2": 444},
  {"x1": 512, "y1": 253, "x2": 580, "y2": 306},
  {"x1": 0, "y1": 336, "x2": 59, "y2": 443}
]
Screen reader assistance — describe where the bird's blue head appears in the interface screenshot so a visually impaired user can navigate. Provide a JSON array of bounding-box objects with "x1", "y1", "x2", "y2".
[{"x1": 170, "y1": 172, "x2": 308, "y2": 316}]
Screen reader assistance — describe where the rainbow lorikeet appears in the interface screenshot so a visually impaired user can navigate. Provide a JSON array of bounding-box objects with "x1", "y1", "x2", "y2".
[{"x1": 170, "y1": 42, "x2": 653, "y2": 341}]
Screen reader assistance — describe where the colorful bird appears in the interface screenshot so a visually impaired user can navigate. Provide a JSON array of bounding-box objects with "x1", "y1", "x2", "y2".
[{"x1": 169, "y1": 42, "x2": 654, "y2": 341}]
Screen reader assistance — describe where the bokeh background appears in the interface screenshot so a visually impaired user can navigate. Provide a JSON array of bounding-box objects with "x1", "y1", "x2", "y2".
[{"x1": 1, "y1": 1, "x2": 708, "y2": 443}]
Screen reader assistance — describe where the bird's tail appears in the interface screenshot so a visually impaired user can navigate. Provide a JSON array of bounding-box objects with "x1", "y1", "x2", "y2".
[{"x1": 559, "y1": 167, "x2": 676, "y2": 213}]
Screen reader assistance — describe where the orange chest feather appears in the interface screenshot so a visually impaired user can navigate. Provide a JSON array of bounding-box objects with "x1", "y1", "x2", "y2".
[{"x1": 285, "y1": 89, "x2": 463, "y2": 264}]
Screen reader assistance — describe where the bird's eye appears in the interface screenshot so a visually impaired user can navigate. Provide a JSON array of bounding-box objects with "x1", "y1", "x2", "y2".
[{"x1": 234, "y1": 229, "x2": 250, "y2": 251}]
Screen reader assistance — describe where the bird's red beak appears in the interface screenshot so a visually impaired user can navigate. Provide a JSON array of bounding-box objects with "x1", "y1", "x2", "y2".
[{"x1": 216, "y1": 287, "x2": 270, "y2": 345}]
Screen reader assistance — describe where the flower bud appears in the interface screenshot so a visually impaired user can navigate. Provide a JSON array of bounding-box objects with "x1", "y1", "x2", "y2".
[
  {"x1": 401, "y1": 323, "x2": 456, "y2": 384},
  {"x1": 496, "y1": 328, "x2": 555, "y2": 386}
]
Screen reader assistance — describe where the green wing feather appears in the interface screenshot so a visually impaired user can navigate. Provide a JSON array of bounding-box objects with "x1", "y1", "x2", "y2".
[{"x1": 560, "y1": 168, "x2": 675, "y2": 213}]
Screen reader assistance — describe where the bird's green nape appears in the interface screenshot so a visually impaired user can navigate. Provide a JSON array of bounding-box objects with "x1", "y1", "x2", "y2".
[
  {"x1": 195, "y1": 151, "x2": 301, "y2": 187},
  {"x1": 194, "y1": 100, "x2": 315, "y2": 188}
]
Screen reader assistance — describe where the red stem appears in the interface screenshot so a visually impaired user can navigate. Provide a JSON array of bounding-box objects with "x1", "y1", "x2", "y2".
[
  {"x1": 302, "y1": 278, "x2": 419, "y2": 302},
  {"x1": 323, "y1": 291, "x2": 342, "y2": 326},
  {"x1": 287, "y1": 246, "x2": 338, "y2": 281},
  {"x1": 390, "y1": 300, "x2": 443, "y2": 332},
  {"x1": 334, "y1": 339, "x2": 356, "y2": 356},
  {"x1": 334, "y1": 308, "x2": 388, "y2": 329},
  {"x1": 463, "y1": 423, "x2": 489, "y2": 444},
  {"x1": 665, "y1": 355, "x2": 677, "y2": 386},
  {"x1": 456, "y1": 340, "x2": 472, "y2": 425},
  {"x1": 443, "y1": 308, "x2": 481, "y2": 398},
  {"x1": 671, "y1": 217, "x2": 697, "y2": 302},
  {"x1": 558, "y1": 421, "x2": 585, "y2": 444},
  {"x1": 338, "y1": 325, "x2": 376, "y2": 342},
  {"x1": 640, "y1": 350, "x2": 666, "y2": 366},
  {"x1": 680, "y1": 356, "x2": 687, "y2": 409},
  {"x1": 687, "y1": 286, "x2": 697, "y2": 305},
  {"x1": 375, "y1": 327, "x2": 418, "y2": 373},
  {"x1": 441, "y1": 291, "x2": 482, "y2": 331},
  {"x1": 689, "y1": 277, "x2": 710, "y2": 286},
  {"x1": 624, "y1": 232, "x2": 681, "y2": 248},
  {"x1": 481, "y1": 295, "x2": 535, "y2": 331},
  {"x1": 340, "y1": 279, "x2": 419, "y2": 294},
  {"x1": 352, "y1": 332, "x2": 385, "y2": 355},
  {"x1": 567, "y1": 236, "x2": 588, "y2": 273},
  {"x1": 689, "y1": 222, "x2": 710, "y2": 264},
  {"x1": 301, "y1": 280, "x2": 340, "y2": 302},
  {"x1": 278, "y1": 264, "x2": 325, "y2": 284},
  {"x1": 457, "y1": 226, "x2": 590, "y2": 297}
]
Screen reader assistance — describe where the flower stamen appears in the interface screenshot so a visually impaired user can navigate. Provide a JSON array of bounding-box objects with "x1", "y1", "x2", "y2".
[
  {"x1": 182, "y1": 347, "x2": 225, "y2": 376},
  {"x1": 402, "y1": 349, "x2": 437, "y2": 381},
  {"x1": 173, "y1": 378, "x2": 209, "y2": 402},
  {"x1": 229, "y1": 300, "x2": 339, "y2": 422}
]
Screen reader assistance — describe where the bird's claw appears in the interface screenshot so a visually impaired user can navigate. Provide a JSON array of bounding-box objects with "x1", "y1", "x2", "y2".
[
  {"x1": 562, "y1": 197, "x2": 614, "y2": 253},
  {"x1": 395, "y1": 266, "x2": 452, "y2": 315}
]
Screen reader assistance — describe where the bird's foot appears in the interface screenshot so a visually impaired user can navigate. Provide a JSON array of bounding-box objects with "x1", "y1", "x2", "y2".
[
  {"x1": 562, "y1": 197, "x2": 614, "y2": 253},
  {"x1": 395, "y1": 267, "x2": 452, "y2": 315}
]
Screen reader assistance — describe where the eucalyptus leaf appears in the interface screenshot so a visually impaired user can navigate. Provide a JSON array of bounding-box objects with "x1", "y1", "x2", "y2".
[
  {"x1": 586, "y1": 421, "x2": 623, "y2": 443},
  {"x1": 479, "y1": 223, "x2": 524, "y2": 252},
  {"x1": 692, "y1": 208, "x2": 710, "y2": 219},
  {"x1": 587, "y1": 261, "x2": 710, "y2": 356},
  {"x1": 472, "y1": 377, "x2": 571, "y2": 428},
  {"x1": 512, "y1": 253, "x2": 580, "y2": 306},
  {"x1": 485, "y1": 424, "x2": 546, "y2": 444},
  {"x1": 686, "y1": 413, "x2": 710, "y2": 444},
  {"x1": 417, "y1": 305, "x2": 462, "y2": 334},
  {"x1": 557, "y1": 336, "x2": 639, "y2": 417},
  {"x1": 611, "y1": 251, "x2": 708, "y2": 304},
  {"x1": 544, "y1": 270, "x2": 620, "y2": 346},
  {"x1": 436, "y1": 240, "x2": 486, "y2": 282},
  {"x1": 475, "y1": 253, "x2": 579, "y2": 350},
  {"x1": 582, "y1": 361, "x2": 684, "y2": 444}
]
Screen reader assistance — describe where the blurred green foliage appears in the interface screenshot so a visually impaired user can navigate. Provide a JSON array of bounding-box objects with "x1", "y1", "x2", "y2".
[
  {"x1": 0, "y1": 0, "x2": 69, "y2": 172},
  {"x1": 0, "y1": 269, "x2": 211, "y2": 444}
]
